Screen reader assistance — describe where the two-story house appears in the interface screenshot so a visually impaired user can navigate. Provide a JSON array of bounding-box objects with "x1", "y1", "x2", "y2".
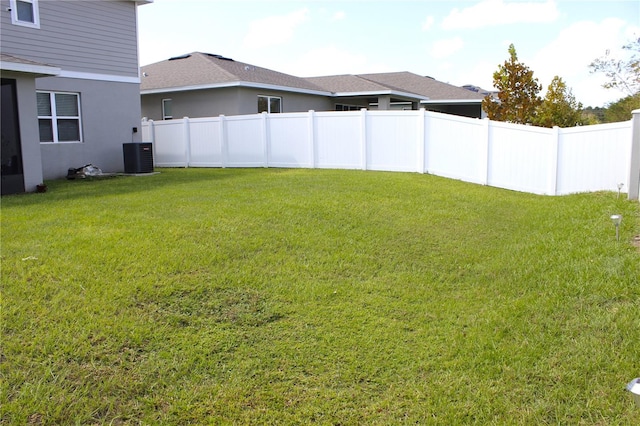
[{"x1": 1, "y1": 0, "x2": 151, "y2": 194}]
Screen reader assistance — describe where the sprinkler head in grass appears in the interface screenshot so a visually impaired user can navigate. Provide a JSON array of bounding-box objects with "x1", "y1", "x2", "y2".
[
  {"x1": 610, "y1": 214, "x2": 622, "y2": 241},
  {"x1": 627, "y1": 378, "x2": 640, "y2": 408}
]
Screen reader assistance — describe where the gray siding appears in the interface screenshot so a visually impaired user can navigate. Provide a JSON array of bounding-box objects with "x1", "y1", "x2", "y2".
[
  {"x1": 38, "y1": 76, "x2": 143, "y2": 179},
  {"x1": 0, "y1": 0, "x2": 139, "y2": 77},
  {"x1": 141, "y1": 88, "x2": 334, "y2": 121}
]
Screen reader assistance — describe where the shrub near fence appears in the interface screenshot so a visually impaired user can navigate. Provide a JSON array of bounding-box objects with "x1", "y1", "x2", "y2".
[{"x1": 142, "y1": 109, "x2": 640, "y2": 198}]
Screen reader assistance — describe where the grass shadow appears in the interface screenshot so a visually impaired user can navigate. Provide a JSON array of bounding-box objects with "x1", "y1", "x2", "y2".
[{"x1": 2, "y1": 168, "x2": 260, "y2": 206}]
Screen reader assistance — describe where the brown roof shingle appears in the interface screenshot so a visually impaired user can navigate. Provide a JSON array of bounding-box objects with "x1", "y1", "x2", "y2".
[
  {"x1": 141, "y1": 52, "x2": 328, "y2": 94},
  {"x1": 358, "y1": 72, "x2": 486, "y2": 101},
  {"x1": 141, "y1": 53, "x2": 486, "y2": 103}
]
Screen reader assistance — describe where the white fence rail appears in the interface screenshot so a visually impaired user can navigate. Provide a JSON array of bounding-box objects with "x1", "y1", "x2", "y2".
[{"x1": 142, "y1": 109, "x2": 640, "y2": 197}]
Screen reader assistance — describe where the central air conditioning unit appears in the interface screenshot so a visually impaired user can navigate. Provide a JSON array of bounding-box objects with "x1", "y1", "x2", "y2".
[{"x1": 123, "y1": 142, "x2": 154, "y2": 174}]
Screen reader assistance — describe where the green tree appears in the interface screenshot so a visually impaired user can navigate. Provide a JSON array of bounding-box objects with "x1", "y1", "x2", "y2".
[
  {"x1": 603, "y1": 93, "x2": 640, "y2": 122},
  {"x1": 482, "y1": 44, "x2": 542, "y2": 124},
  {"x1": 534, "y1": 76, "x2": 584, "y2": 128},
  {"x1": 581, "y1": 106, "x2": 605, "y2": 125},
  {"x1": 589, "y1": 38, "x2": 640, "y2": 96}
]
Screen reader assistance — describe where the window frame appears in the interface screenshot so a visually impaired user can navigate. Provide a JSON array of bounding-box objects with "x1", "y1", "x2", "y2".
[
  {"x1": 37, "y1": 91, "x2": 83, "y2": 144},
  {"x1": 10, "y1": 0, "x2": 40, "y2": 29},
  {"x1": 162, "y1": 98, "x2": 173, "y2": 120},
  {"x1": 335, "y1": 104, "x2": 363, "y2": 111},
  {"x1": 257, "y1": 95, "x2": 282, "y2": 114}
]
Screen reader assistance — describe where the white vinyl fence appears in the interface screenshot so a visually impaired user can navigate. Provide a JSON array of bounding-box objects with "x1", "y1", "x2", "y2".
[{"x1": 142, "y1": 109, "x2": 640, "y2": 198}]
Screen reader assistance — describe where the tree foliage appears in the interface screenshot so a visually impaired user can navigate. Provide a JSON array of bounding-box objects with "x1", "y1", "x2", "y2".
[
  {"x1": 603, "y1": 93, "x2": 640, "y2": 122},
  {"x1": 534, "y1": 76, "x2": 584, "y2": 128},
  {"x1": 589, "y1": 38, "x2": 640, "y2": 96},
  {"x1": 482, "y1": 44, "x2": 542, "y2": 124},
  {"x1": 581, "y1": 106, "x2": 605, "y2": 125}
]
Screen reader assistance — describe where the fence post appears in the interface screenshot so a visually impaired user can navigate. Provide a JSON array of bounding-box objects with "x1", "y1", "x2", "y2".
[
  {"x1": 628, "y1": 109, "x2": 640, "y2": 200},
  {"x1": 146, "y1": 119, "x2": 155, "y2": 165},
  {"x1": 183, "y1": 117, "x2": 191, "y2": 167},
  {"x1": 360, "y1": 108, "x2": 368, "y2": 170},
  {"x1": 308, "y1": 110, "x2": 316, "y2": 168},
  {"x1": 481, "y1": 118, "x2": 491, "y2": 185},
  {"x1": 261, "y1": 112, "x2": 270, "y2": 168},
  {"x1": 548, "y1": 126, "x2": 560, "y2": 195},
  {"x1": 219, "y1": 115, "x2": 227, "y2": 168},
  {"x1": 417, "y1": 109, "x2": 426, "y2": 173}
]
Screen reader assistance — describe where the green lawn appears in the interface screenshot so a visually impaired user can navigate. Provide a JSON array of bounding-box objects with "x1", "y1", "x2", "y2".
[{"x1": 2, "y1": 168, "x2": 639, "y2": 424}]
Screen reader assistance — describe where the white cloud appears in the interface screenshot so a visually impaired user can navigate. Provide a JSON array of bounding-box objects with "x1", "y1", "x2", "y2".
[
  {"x1": 332, "y1": 11, "x2": 346, "y2": 21},
  {"x1": 430, "y1": 37, "x2": 464, "y2": 59},
  {"x1": 243, "y1": 8, "x2": 310, "y2": 49},
  {"x1": 442, "y1": 0, "x2": 559, "y2": 30},
  {"x1": 531, "y1": 18, "x2": 634, "y2": 105},
  {"x1": 282, "y1": 46, "x2": 392, "y2": 77},
  {"x1": 444, "y1": 59, "x2": 499, "y2": 91},
  {"x1": 421, "y1": 16, "x2": 435, "y2": 31}
]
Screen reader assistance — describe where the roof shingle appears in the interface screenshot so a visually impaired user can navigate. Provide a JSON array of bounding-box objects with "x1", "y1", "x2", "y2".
[
  {"x1": 141, "y1": 53, "x2": 487, "y2": 102},
  {"x1": 141, "y1": 52, "x2": 328, "y2": 93}
]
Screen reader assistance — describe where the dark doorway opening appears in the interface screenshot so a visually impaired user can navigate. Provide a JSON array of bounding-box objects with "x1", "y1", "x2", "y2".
[{"x1": 1, "y1": 78, "x2": 25, "y2": 195}]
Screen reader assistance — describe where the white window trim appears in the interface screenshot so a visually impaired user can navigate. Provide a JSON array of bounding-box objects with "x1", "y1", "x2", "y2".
[
  {"x1": 37, "y1": 91, "x2": 83, "y2": 144},
  {"x1": 336, "y1": 103, "x2": 363, "y2": 111},
  {"x1": 162, "y1": 98, "x2": 173, "y2": 120},
  {"x1": 9, "y1": 0, "x2": 40, "y2": 29},
  {"x1": 258, "y1": 95, "x2": 282, "y2": 114}
]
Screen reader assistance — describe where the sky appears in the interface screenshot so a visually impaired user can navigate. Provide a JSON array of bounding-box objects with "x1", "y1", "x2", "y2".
[{"x1": 137, "y1": 0, "x2": 640, "y2": 107}]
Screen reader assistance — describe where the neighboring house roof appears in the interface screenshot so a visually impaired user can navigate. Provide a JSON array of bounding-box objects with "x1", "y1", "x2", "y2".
[
  {"x1": 356, "y1": 72, "x2": 486, "y2": 103},
  {"x1": 304, "y1": 74, "x2": 397, "y2": 94},
  {"x1": 0, "y1": 53, "x2": 60, "y2": 77},
  {"x1": 141, "y1": 53, "x2": 484, "y2": 104},
  {"x1": 141, "y1": 52, "x2": 331, "y2": 96},
  {"x1": 304, "y1": 74, "x2": 428, "y2": 101}
]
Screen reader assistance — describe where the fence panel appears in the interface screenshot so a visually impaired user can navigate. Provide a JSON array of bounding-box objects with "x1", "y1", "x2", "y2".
[
  {"x1": 268, "y1": 113, "x2": 313, "y2": 168},
  {"x1": 225, "y1": 115, "x2": 264, "y2": 167},
  {"x1": 188, "y1": 117, "x2": 223, "y2": 167},
  {"x1": 153, "y1": 120, "x2": 188, "y2": 167},
  {"x1": 556, "y1": 122, "x2": 632, "y2": 194},
  {"x1": 367, "y1": 110, "x2": 421, "y2": 172},
  {"x1": 315, "y1": 111, "x2": 362, "y2": 169},
  {"x1": 488, "y1": 122, "x2": 554, "y2": 194},
  {"x1": 424, "y1": 112, "x2": 486, "y2": 184},
  {"x1": 141, "y1": 121, "x2": 153, "y2": 143},
  {"x1": 146, "y1": 110, "x2": 635, "y2": 197}
]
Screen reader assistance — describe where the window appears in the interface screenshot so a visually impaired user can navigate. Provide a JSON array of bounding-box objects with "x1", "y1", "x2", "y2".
[
  {"x1": 37, "y1": 91, "x2": 82, "y2": 143},
  {"x1": 162, "y1": 99, "x2": 173, "y2": 120},
  {"x1": 335, "y1": 104, "x2": 363, "y2": 111},
  {"x1": 10, "y1": 0, "x2": 40, "y2": 28},
  {"x1": 258, "y1": 95, "x2": 281, "y2": 113}
]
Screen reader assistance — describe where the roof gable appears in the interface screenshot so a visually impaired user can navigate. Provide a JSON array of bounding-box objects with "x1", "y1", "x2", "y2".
[
  {"x1": 357, "y1": 72, "x2": 486, "y2": 101},
  {"x1": 141, "y1": 53, "x2": 487, "y2": 102},
  {"x1": 141, "y1": 52, "x2": 329, "y2": 95}
]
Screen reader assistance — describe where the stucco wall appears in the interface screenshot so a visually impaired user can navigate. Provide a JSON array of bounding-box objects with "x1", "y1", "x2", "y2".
[
  {"x1": 37, "y1": 76, "x2": 143, "y2": 179},
  {"x1": 235, "y1": 87, "x2": 333, "y2": 115},
  {"x1": 141, "y1": 87, "x2": 334, "y2": 121}
]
